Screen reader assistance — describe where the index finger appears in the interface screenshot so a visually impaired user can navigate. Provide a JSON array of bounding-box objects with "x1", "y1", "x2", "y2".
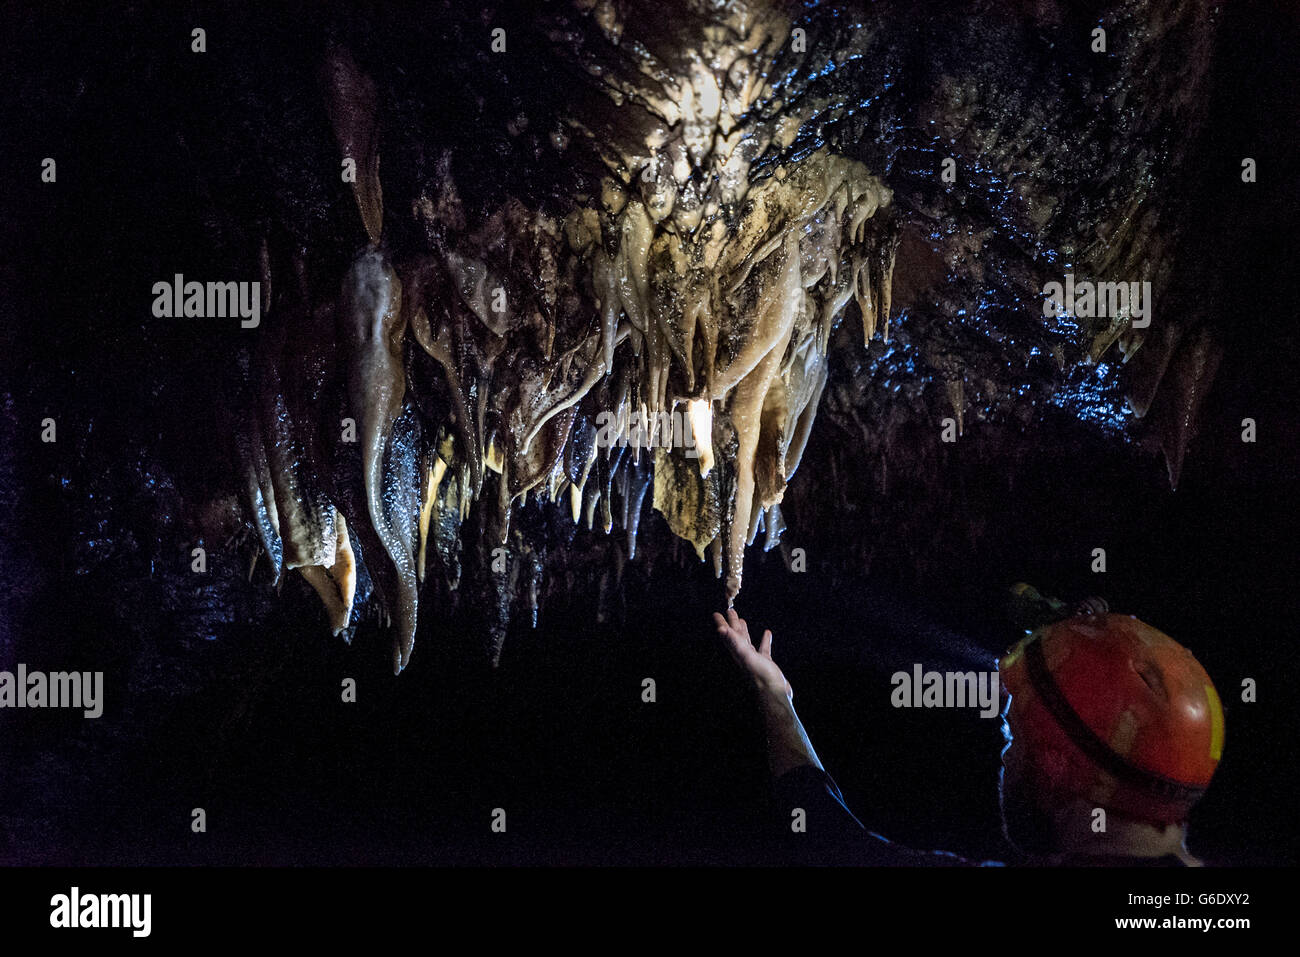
[{"x1": 714, "y1": 611, "x2": 755, "y2": 659}]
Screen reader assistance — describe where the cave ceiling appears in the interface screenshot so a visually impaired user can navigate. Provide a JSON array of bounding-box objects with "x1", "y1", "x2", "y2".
[{"x1": 13, "y1": 0, "x2": 1230, "y2": 671}]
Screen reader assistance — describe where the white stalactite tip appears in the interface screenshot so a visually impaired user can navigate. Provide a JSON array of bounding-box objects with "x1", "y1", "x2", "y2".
[{"x1": 687, "y1": 397, "x2": 714, "y2": 478}]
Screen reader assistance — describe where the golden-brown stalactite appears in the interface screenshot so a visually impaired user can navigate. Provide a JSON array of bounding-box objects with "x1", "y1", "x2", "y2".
[{"x1": 321, "y1": 45, "x2": 384, "y2": 245}]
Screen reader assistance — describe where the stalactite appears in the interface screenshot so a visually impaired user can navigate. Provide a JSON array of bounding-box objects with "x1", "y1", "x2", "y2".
[
  {"x1": 1150, "y1": 327, "x2": 1222, "y2": 490},
  {"x1": 339, "y1": 248, "x2": 418, "y2": 673},
  {"x1": 322, "y1": 45, "x2": 383, "y2": 245},
  {"x1": 234, "y1": 11, "x2": 922, "y2": 669}
]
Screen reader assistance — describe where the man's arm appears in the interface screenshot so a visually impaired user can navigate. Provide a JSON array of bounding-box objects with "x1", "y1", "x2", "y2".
[
  {"x1": 714, "y1": 607, "x2": 877, "y2": 858},
  {"x1": 713, "y1": 609, "x2": 989, "y2": 865},
  {"x1": 713, "y1": 609, "x2": 824, "y2": 778}
]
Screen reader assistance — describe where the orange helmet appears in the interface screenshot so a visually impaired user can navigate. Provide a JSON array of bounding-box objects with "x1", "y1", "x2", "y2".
[{"x1": 1000, "y1": 613, "x2": 1225, "y2": 825}]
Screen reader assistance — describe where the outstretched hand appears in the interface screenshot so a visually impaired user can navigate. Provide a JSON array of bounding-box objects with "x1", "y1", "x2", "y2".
[
  {"x1": 714, "y1": 609, "x2": 823, "y2": 777},
  {"x1": 714, "y1": 609, "x2": 792, "y2": 703}
]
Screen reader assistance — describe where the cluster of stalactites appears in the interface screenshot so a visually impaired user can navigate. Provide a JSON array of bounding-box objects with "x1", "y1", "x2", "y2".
[{"x1": 233, "y1": 33, "x2": 898, "y2": 672}]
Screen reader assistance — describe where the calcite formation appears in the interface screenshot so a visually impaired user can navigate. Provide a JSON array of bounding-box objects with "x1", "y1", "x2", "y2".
[
  {"x1": 231, "y1": 2, "x2": 902, "y2": 671},
  {"x1": 219, "y1": 0, "x2": 1222, "y2": 671}
]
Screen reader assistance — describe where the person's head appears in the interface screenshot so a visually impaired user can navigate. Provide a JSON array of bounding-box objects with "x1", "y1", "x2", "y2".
[{"x1": 996, "y1": 612, "x2": 1224, "y2": 860}]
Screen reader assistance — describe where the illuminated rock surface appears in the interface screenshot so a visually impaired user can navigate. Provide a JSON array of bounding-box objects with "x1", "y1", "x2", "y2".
[{"x1": 3, "y1": 0, "x2": 1266, "y2": 673}]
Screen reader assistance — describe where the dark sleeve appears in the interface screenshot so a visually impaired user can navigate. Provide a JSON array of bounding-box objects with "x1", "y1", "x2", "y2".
[
  {"x1": 772, "y1": 764, "x2": 868, "y2": 838},
  {"x1": 771, "y1": 764, "x2": 988, "y2": 866}
]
